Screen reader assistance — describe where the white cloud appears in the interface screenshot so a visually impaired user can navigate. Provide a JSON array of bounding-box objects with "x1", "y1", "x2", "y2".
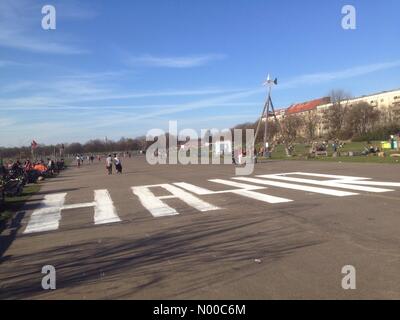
[
  {"x1": 0, "y1": 31, "x2": 88, "y2": 54},
  {"x1": 281, "y1": 60, "x2": 400, "y2": 89},
  {"x1": 126, "y1": 54, "x2": 226, "y2": 68},
  {"x1": 0, "y1": 117, "x2": 16, "y2": 127},
  {"x1": 0, "y1": 60, "x2": 23, "y2": 67},
  {"x1": 76, "y1": 88, "x2": 263, "y2": 130},
  {"x1": 0, "y1": 77, "x2": 248, "y2": 110}
]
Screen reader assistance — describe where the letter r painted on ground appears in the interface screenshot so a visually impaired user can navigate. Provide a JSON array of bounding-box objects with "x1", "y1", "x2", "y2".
[{"x1": 132, "y1": 184, "x2": 221, "y2": 217}]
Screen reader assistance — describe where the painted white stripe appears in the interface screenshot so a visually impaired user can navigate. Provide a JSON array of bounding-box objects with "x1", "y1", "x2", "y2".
[
  {"x1": 24, "y1": 193, "x2": 66, "y2": 234},
  {"x1": 161, "y1": 184, "x2": 221, "y2": 212},
  {"x1": 278, "y1": 172, "x2": 400, "y2": 188},
  {"x1": 158, "y1": 195, "x2": 177, "y2": 200},
  {"x1": 173, "y1": 182, "x2": 213, "y2": 195},
  {"x1": 234, "y1": 177, "x2": 357, "y2": 197},
  {"x1": 210, "y1": 179, "x2": 292, "y2": 204},
  {"x1": 258, "y1": 175, "x2": 393, "y2": 193},
  {"x1": 94, "y1": 190, "x2": 121, "y2": 225},
  {"x1": 174, "y1": 180, "x2": 266, "y2": 195},
  {"x1": 175, "y1": 180, "x2": 291, "y2": 204},
  {"x1": 208, "y1": 179, "x2": 267, "y2": 191},
  {"x1": 132, "y1": 185, "x2": 178, "y2": 217},
  {"x1": 332, "y1": 180, "x2": 400, "y2": 187},
  {"x1": 132, "y1": 184, "x2": 220, "y2": 217},
  {"x1": 62, "y1": 202, "x2": 95, "y2": 210},
  {"x1": 287, "y1": 172, "x2": 369, "y2": 180}
]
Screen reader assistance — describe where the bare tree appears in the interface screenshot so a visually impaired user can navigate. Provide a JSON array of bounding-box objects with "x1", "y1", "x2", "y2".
[
  {"x1": 302, "y1": 110, "x2": 320, "y2": 144},
  {"x1": 66, "y1": 143, "x2": 84, "y2": 155},
  {"x1": 322, "y1": 89, "x2": 352, "y2": 139},
  {"x1": 345, "y1": 102, "x2": 380, "y2": 137},
  {"x1": 387, "y1": 103, "x2": 400, "y2": 125},
  {"x1": 280, "y1": 114, "x2": 303, "y2": 156}
]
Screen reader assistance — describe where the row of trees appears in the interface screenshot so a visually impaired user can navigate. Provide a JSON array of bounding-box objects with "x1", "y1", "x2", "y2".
[
  {"x1": 0, "y1": 137, "x2": 151, "y2": 159},
  {"x1": 320, "y1": 90, "x2": 383, "y2": 140}
]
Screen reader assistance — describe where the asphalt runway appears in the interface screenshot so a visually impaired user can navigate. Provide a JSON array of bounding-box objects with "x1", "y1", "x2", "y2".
[{"x1": 1, "y1": 156, "x2": 400, "y2": 299}]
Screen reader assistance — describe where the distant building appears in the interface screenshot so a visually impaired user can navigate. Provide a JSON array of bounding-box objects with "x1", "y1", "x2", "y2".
[
  {"x1": 286, "y1": 97, "x2": 331, "y2": 116},
  {"x1": 265, "y1": 88, "x2": 400, "y2": 137}
]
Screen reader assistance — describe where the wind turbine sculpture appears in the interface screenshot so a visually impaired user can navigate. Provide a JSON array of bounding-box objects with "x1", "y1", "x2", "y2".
[{"x1": 254, "y1": 74, "x2": 279, "y2": 158}]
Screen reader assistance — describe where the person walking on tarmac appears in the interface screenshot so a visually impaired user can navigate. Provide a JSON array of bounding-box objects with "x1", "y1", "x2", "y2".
[
  {"x1": 114, "y1": 153, "x2": 123, "y2": 174},
  {"x1": 106, "y1": 154, "x2": 113, "y2": 175},
  {"x1": 76, "y1": 154, "x2": 81, "y2": 167}
]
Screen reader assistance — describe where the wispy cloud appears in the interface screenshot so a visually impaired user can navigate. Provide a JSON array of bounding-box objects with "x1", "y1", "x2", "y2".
[
  {"x1": 126, "y1": 54, "x2": 226, "y2": 68},
  {"x1": 0, "y1": 78, "x2": 248, "y2": 110},
  {"x1": 281, "y1": 60, "x2": 400, "y2": 89},
  {"x1": 0, "y1": 117, "x2": 16, "y2": 127},
  {"x1": 79, "y1": 88, "x2": 262, "y2": 130},
  {"x1": 0, "y1": 32, "x2": 88, "y2": 54},
  {"x1": 0, "y1": 81, "x2": 36, "y2": 94},
  {"x1": 0, "y1": 59, "x2": 23, "y2": 68},
  {"x1": 56, "y1": 1, "x2": 98, "y2": 20}
]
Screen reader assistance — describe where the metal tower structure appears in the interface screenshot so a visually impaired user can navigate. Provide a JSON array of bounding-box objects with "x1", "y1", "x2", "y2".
[{"x1": 254, "y1": 75, "x2": 279, "y2": 157}]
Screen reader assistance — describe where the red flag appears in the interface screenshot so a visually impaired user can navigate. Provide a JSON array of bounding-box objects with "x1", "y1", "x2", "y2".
[{"x1": 31, "y1": 140, "x2": 38, "y2": 150}]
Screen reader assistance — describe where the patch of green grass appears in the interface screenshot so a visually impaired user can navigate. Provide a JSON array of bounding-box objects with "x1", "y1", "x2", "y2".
[
  {"x1": 304, "y1": 155, "x2": 400, "y2": 164},
  {"x1": 266, "y1": 142, "x2": 400, "y2": 164},
  {"x1": 0, "y1": 184, "x2": 41, "y2": 225}
]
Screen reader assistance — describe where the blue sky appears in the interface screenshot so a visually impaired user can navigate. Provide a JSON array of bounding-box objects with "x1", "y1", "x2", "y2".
[{"x1": 0, "y1": 0, "x2": 399, "y2": 146}]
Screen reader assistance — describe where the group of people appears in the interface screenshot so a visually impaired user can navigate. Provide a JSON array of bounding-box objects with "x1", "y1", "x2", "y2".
[
  {"x1": 2, "y1": 158, "x2": 65, "y2": 176},
  {"x1": 0, "y1": 158, "x2": 66, "y2": 186},
  {"x1": 312, "y1": 140, "x2": 345, "y2": 153},
  {"x1": 75, "y1": 153, "x2": 124, "y2": 175},
  {"x1": 75, "y1": 154, "x2": 101, "y2": 167},
  {"x1": 106, "y1": 154, "x2": 123, "y2": 175},
  {"x1": 363, "y1": 144, "x2": 381, "y2": 155}
]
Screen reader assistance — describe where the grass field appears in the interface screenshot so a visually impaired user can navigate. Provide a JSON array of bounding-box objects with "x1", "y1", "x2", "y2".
[
  {"x1": 0, "y1": 184, "x2": 41, "y2": 228},
  {"x1": 267, "y1": 141, "x2": 400, "y2": 164}
]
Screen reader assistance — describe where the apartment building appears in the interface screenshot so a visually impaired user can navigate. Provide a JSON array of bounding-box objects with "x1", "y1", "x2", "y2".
[{"x1": 269, "y1": 88, "x2": 400, "y2": 137}]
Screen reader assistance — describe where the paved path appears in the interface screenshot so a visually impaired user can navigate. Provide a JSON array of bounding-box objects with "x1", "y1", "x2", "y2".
[{"x1": 1, "y1": 157, "x2": 400, "y2": 299}]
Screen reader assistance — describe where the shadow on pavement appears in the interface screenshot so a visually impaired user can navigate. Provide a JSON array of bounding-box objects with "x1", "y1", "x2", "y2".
[
  {"x1": 0, "y1": 214, "x2": 323, "y2": 299},
  {"x1": 0, "y1": 211, "x2": 27, "y2": 263}
]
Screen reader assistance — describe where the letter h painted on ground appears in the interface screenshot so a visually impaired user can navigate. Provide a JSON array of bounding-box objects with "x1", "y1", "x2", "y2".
[{"x1": 24, "y1": 190, "x2": 120, "y2": 234}]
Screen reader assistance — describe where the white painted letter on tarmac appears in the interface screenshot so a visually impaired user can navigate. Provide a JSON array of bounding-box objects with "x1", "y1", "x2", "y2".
[
  {"x1": 94, "y1": 190, "x2": 121, "y2": 225},
  {"x1": 24, "y1": 193, "x2": 66, "y2": 234},
  {"x1": 132, "y1": 184, "x2": 220, "y2": 217}
]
